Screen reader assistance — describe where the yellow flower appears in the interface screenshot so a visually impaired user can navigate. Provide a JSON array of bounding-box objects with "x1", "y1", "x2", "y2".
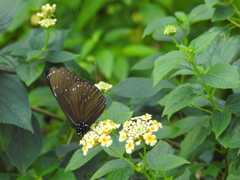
[
  {"x1": 95, "y1": 81, "x2": 112, "y2": 93},
  {"x1": 82, "y1": 145, "x2": 88, "y2": 156},
  {"x1": 119, "y1": 132, "x2": 127, "y2": 142},
  {"x1": 141, "y1": 113, "x2": 152, "y2": 120},
  {"x1": 149, "y1": 125, "x2": 158, "y2": 132},
  {"x1": 125, "y1": 140, "x2": 134, "y2": 154},
  {"x1": 98, "y1": 134, "x2": 112, "y2": 147},
  {"x1": 151, "y1": 120, "x2": 162, "y2": 128},
  {"x1": 143, "y1": 133, "x2": 157, "y2": 146}
]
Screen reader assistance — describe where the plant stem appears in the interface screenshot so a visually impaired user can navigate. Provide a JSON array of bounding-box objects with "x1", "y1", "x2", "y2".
[{"x1": 108, "y1": 147, "x2": 136, "y2": 169}]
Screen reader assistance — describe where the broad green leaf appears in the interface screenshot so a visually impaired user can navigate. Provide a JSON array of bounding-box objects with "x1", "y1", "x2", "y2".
[
  {"x1": 218, "y1": 117, "x2": 240, "y2": 148},
  {"x1": 96, "y1": 49, "x2": 114, "y2": 79},
  {"x1": 169, "y1": 69, "x2": 195, "y2": 78},
  {"x1": 0, "y1": 116, "x2": 42, "y2": 173},
  {"x1": 75, "y1": 0, "x2": 107, "y2": 30},
  {"x1": 104, "y1": 28, "x2": 131, "y2": 43},
  {"x1": 16, "y1": 61, "x2": 44, "y2": 86},
  {"x1": 171, "y1": 115, "x2": 209, "y2": 138},
  {"x1": 200, "y1": 63, "x2": 239, "y2": 89},
  {"x1": 179, "y1": 123, "x2": 211, "y2": 159},
  {"x1": 139, "y1": 3, "x2": 166, "y2": 25},
  {"x1": 113, "y1": 78, "x2": 165, "y2": 98},
  {"x1": 163, "y1": 85, "x2": 202, "y2": 119},
  {"x1": 0, "y1": 173, "x2": 20, "y2": 180},
  {"x1": 189, "y1": 4, "x2": 214, "y2": 24},
  {"x1": 0, "y1": 72, "x2": 32, "y2": 131},
  {"x1": 106, "y1": 167, "x2": 134, "y2": 180},
  {"x1": 65, "y1": 146, "x2": 102, "y2": 172},
  {"x1": 46, "y1": 51, "x2": 79, "y2": 63},
  {"x1": 106, "y1": 102, "x2": 130, "y2": 120},
  {"x1": 175, "y1": 169, "x2": 191, "y2": 180},
  {"x1": 103, "y1": 135, "x2": 125, "y2": 158},
  {"x1": 113, "y1": 111, "x2": 133, "y2": 124},
  {"x1": 122, "y1": 44, "x2": 157, "y2": 57},
  {"x1": 34, "y1": 157, "x2": 59, "y2": 176},
  {"x1": 56, "y1": 143, "x2": 79, "y2": 157},
  {"x1": 147, "y1": 140, "x2": 174, "y2": 166},
  {"x1": 212, "y1": 110, "x2": 231, "y2": 138},
  {"x1": 212, "y1": 6, "x2": 234, "y2": 22},
  {"x1": 0, "y1": 0, "x2": 21, "y2": 34},
  {"x1": 132, "y1": 53, "x2": 162, "y2": 70},
  {"x1": 113, "y1": 56, "x2": 129, "y2": 81},
  {"x1": 189, "y1": 32, "x2": 218, "y2": 53},
  {"x1": 49, "y1": 168, "x2": 76, "y2": 180},
  {"x1": 153, "y1": 51, "x2": 186, "y2": 86},
  {"x1": 225, "y1": 93, "x2": 240, "y2": 116},
  {"x1": 142, "y1": 16, "x2": 177, "y2": 38},
  {"x1": 150, "y1": 155, "x2": 189, "y2": 171},
  {"x1": 90, "y1": 159, "x2": 133, "y2": 180},
  {"x1": 155, "y1": 125, "x2": 179, "y2": 139},
  {"x1": 195, "y1": 37, "x2": 238, "y2": 68},
  {"x1": 26, "y1": 50, "x2": 43, "y2": 61}
]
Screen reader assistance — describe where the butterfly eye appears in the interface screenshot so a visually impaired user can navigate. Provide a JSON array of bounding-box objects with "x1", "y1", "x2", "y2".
[{"x1": 45, "y1": 67, "x2": 106, "y2": 136}]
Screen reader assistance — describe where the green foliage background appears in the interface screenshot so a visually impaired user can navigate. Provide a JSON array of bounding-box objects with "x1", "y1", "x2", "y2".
[{"x1": 1, "y1": 0, "x2": 240, "y2": 179}]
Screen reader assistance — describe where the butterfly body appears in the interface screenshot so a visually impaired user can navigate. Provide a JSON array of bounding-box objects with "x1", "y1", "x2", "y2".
[{"x1": 46, "y1": 67, "x2": 106, "y2": 136}]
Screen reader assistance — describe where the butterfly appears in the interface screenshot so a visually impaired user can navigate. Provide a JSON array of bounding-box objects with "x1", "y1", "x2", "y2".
[{"x1": 45, "y1": 67, "x2": 106, "y2": 136}]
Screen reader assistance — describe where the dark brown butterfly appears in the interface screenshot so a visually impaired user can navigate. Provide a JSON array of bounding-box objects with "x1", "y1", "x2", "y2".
[{"x1": 45, "y1": 67, "x2": 106, "y2": 136}]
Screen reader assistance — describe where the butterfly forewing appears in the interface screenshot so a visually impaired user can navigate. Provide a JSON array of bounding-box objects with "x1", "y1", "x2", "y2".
[{"x1": 46, "y1": 67, "x2": 106, "y2": 135}]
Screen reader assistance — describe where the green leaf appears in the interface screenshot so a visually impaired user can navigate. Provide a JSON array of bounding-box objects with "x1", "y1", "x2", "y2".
[
  {"x1": 153, "y1": 51, "x2": 186, "y2": 86},
  {"x1": 16, "y1": 61, "x2": 44, "y2": 86},
  {"x1": 225, "y1": 93, "x2": 240, "y2": 116},
  {"x1": 113, "y1": 111, "x2": 133, "y2": 124},
  {"x1": 0, "y1": 173, "x2": 20, "y2": 180},
  {"x1": 189, "y1": 32, "x2": 218, "y2": 53},
  {"x1": 113, "y1": 57, "x2": 129, "y2": 81},
  {"x1": 49, "y1": 168, "x2": 76, "y2": 180},
  {"x1": 96, "y1": 49, "x2": 114, "y2": 79},
  {"x1": 189, "y1": 4, "x2": 214, "y2": 24},
  {"x1": 34, "y1": 157, "x2": 59, "y2": 176},
  {"x1": 90, "y1": 159, "x2": 133, "y2": 180},
  {"x1": 0, "y1": 116, "x2": 42, "y2": 174},
  {"x1": 142, "y1": 16, "x2": 177, "y2": 38},
  {"x1": 56, "y1": 143, "x2": 79, "y2": 157},
  {"x1": 200, "y1": 63, "x2": 239, "y2": 89},
  {"x1": 106, "y1": 167, "x2": 134, "y2": 180},
  {"x1": 104, "y1": 28, "x2": 131, "y2": 43},
  {"x1": 175, "y1": 168, "x2": 191, "y2": 180},
  {"x1": 213, "y1": 6, "x2": 234, "y2": 22},
  {"x1": 179, "y1": 123, "x2": 211, "y2": 159},
  {"x1": 147, "y1": 140, "x2": 174, "y2": 166},
  {"x1": 150, "y1": 155, "x2": 189, "y2": 171},
  {"x1": 113, "y1": 78, "x2": 172, "y2": 98},
  {"x1": 218, "y1": 117, "x2": 240, "y2": 148},
  {"x1": 122, "y1": 44, "x2": 157, "y2": 57},
  {"x1": 46, "y1": 51, "x2": 79, "y2": 63},
  {"x1": 103, "y1": 135, "x2": 125, "y2": 158},
  {"x1": 212, "y1": 110, "x2": 231, "y2": 138},
  {"x1": 0, "y1": 72, "x2": 32, "y2": 131},
  {"x1": 163, "y1": 85, "x2": 202, "y2": 119},
  {"x1": 106, "y1": 102, "x2": 130, "y2": 120},
  {"x1": 65, "y1": 146, "x2": 102, "y2": 172},
  {"x1": 171, "y1": 115, "x2": 209, "y2": 138},
  {"x1": 0, "y1": 0, "x2": 21, "y2": 34},
  {"x1": 26, "y1": 50, "x2": 43, "y2": 61},
  {"x1": 132, "y1": 53, "x2": 162, "y2": 70},
  {"x1": 169, "y1": 69, "x2": 195, "y2": 78}
]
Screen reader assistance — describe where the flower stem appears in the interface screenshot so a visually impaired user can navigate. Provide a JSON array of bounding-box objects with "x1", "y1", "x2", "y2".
[{"x1": 108, "y1": 147, "x2": 136, "y2": 169}]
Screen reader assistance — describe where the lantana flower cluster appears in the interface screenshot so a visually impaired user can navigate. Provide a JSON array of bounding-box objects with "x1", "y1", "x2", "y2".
[
  {"x1": 80, "y1": 120, "x2": 120, "y2": 156},
  {"x1": 37, "y1": 4, "x2": 57, "y2": 28},
  {"x1": 95, "y1": 81, "x2": 113, "y2": 93},
  {"x1": 119, "y1": 113, "x2": 162, "y2": 154}
]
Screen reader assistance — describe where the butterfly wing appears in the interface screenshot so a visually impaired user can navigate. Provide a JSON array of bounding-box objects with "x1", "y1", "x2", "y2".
[{"x1": 46, "y1": 67, "x2": 106, "y2": 128}]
